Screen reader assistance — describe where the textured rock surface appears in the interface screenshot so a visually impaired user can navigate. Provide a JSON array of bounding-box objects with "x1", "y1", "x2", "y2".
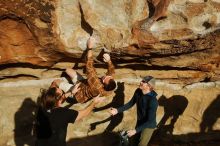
[
  {"x1": 0, "y1": 0, "x2": 220, "y2": 83},
  {"x1": 0, "y1": 76, "x2": 219, "y2": 146},
  {"x1": 0, "y1": 0, "x2": 220, "y2": 145}
]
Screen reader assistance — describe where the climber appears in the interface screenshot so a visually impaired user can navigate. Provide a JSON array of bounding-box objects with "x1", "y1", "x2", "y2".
[{"x1": 48, "y1": 36, "x2": 116, "y2": 106}]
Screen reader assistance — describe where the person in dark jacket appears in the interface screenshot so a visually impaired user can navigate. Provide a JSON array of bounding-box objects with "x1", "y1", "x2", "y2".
[{"x1": 109, "y1": 76, "x2": 158, "y2": 146}]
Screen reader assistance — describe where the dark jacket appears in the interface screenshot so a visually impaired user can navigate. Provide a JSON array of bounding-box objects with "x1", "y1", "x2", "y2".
[{"x1": 117, "y1": 88, "x2": 158, "y2": 133}]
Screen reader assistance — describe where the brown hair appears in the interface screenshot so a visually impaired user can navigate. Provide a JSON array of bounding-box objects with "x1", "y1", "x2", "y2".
[
  {"x1": 39, "y1": 87, "x2": 60, "y2": 110},
  {"x1": 104, "y1": 79, "x2": 116, "y2": 91}
]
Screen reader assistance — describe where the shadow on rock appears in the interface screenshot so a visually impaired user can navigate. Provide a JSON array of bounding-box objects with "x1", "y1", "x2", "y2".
[
  {"x1": 14, "y1": 97, "x2": 37, "y2": 146},
  {"x1": 155, "y1": 95, "x2": 188, "y2": 140},
  {"x1": 67, "y1": 132, "x2": 121, "y2": 146},
  {"x1": 200, "y1": 94, "x2": 220, "y2": 133},
  {"x1": 89, "y1": 82, "x2": 125, "y2": 132},
  {"x1": 157, "y1": 95, "x2": 188, "y2": 135},
  {"x1": 150, "y1": 94, "x2": 220, "y2": 145}
]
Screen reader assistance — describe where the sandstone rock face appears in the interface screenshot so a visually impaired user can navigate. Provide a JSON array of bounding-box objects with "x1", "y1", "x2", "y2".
[
  {"x1": 0, "y1": 0, "x2": 220, "y2": 145},
  {"x1": 0, "y1": 19, "x2": 50, "y2": 65},
  {"x1": 0, "y1": 0, "x2": 220, "y2": 82},
  {"x1": 0, "y1": 76, "x2": 219, "y2": 145}
]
